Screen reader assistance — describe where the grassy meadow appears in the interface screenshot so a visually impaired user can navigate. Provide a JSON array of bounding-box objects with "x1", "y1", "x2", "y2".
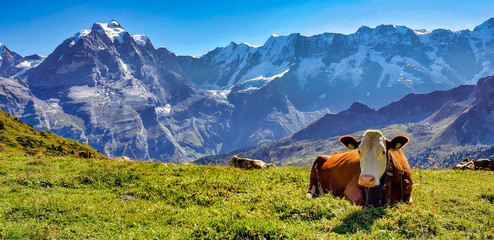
[
  {"x1": 0, "y1": 110, "x2": 104, "y2": 158},
  {"x1": 1, "y1": 154, "x2": 493, "y2": 239}
]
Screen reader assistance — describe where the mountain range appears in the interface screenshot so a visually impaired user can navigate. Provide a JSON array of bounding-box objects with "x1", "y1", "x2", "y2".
[
  {"x1": 195, "y1": 75, "x2": 494, "y2": 168},
  {"x1": 1, "y1": 18, "x2": 494, "y2": 163}
]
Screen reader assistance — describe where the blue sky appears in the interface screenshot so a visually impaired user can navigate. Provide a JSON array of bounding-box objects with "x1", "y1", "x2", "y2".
[{"x1": 0, "y1": 0, "x2": 492, "y2": 57}]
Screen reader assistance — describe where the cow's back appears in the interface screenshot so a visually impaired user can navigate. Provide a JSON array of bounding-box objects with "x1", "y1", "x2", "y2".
[{"x1": 308, "y1": 150, "x2": 360, "y2": 197}]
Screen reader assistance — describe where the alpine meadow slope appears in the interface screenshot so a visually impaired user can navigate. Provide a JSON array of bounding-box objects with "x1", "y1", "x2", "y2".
[
  {"x1": 1, "y1": 18, "x2": 494, "y2": 162},
  {"x1": 0, "y1": 108, "x2": 104, "y2": 158}
]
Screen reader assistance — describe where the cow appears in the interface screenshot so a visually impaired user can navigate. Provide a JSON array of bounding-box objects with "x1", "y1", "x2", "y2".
[
  {"x1": 453, "y1": 160, "x2": 475, "y2": 170},
  {"x1": 78, "y1": 150, "x2": 95, "y2": 158},
  {"x1": 472, "y1": 158, "x2": 494, "y2": 170},
  {"x1": 454, "y1": 158, "x2": 494, "y2": 170},
  {"x1": 307, "y1": 130, "x2": 413, "y2": 206},
  {"x1": 229, "y1": 155, "x2": 275, "y2": 169}
]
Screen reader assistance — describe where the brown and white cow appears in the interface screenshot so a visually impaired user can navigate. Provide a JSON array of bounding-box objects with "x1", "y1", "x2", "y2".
[
  {"x1": 229, "y1": 155, "x2": 276, "y2": 169},
  {"x1": 454, "y1": 158, "x2": 494, "y2": 170},
  {"x1": 308, "y1": 130, "x2": 413, "y2": 206},
  {"x1": 453, "y1": 160, "x2": 475, "y2": 170}
]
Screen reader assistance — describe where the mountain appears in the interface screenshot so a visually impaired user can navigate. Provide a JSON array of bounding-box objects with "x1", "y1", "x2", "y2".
[
  {"x1": 0, "y1": 43, "x2": 46, "y2": 78},
  {"x1": 1, "y1": 19, "x2": 494, "y2": 163},
  {"x1": 194, "y1": 76, "x2": 494, "y2": 168},
  {"x1": 0, "y1": 43, "x2": 23, "y2": 78},
  {"x1": 9, "y1": 54, "x2": 46, "y2": 79},
  {"x1": 179, "y1": 18, "x2": 494, "y2": 112},
  {"x1": 0, "y1": 21, "x2": 321, "y2": 162},
  {"x1": 0, "y1": 108, "x2": 104, "y2": 158}
]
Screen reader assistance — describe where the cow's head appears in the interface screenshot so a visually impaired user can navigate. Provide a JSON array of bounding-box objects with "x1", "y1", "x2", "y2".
[{"x1": 340, "y1": 130, "x2": 409, "y2": 187}]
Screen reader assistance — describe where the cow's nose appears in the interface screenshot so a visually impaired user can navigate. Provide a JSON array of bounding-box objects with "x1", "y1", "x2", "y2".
[{"x1": 359, "y1": 175, "x2": 376, "y2": 187}]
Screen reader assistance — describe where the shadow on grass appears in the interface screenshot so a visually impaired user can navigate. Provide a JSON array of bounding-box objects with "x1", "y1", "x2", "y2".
[{"x1": 332, "y1": 206, "x2": 387, "y2": 234}]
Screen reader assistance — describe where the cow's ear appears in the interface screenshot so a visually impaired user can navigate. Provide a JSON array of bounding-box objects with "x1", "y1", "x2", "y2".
[
  {"x1": 387, "y1": 136, "x2": 409, "y2": 149},
  {"x1": 340, "y1": 135, "x2": 360, "y2": 149}
]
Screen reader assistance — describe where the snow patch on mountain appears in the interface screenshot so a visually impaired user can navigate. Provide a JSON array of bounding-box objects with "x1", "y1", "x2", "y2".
[
  {"x1": 68, "y1": 85, "x2": 103, "y2": 101},
  {"x1": 156, "y1": 104, "x2": 172, "y2": 115},
  {"x1": 242, "y1": 42, "x2": 260, "y2": 48},
  {"x1": 70, "y1": 29, "x2": 91, "y2": 47},
  {"x1": 133, "y1": 34, "x2": 149, "y2": 46},
  {"x1": 117, "y1": 58, "x2": 133, "y2": 79},
  {"x1": 10, "y1": 55, "x2": 46, "y2": 79},
  {"x1": 239, "y1": 69, "x2": 290, "y2": 92},
  {"x1": 328, "y1": 46, "x2": 366, "y2": 86},
  {"x1": 295, "y1": 57, "x2": 326, "y2": 89},
  {"x1": 239, "y1": 61, "x2": 290, "y2": 83}
]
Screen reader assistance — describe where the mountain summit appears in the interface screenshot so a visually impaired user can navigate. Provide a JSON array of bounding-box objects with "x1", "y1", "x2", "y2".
[{"x1": 0, "y1": 20, "x2": 321, "y2": 162}]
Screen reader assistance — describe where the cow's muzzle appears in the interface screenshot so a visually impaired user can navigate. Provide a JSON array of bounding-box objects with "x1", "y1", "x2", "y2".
[{"x1": 359, "y1": 175, "x2": 377, "y2": 187}]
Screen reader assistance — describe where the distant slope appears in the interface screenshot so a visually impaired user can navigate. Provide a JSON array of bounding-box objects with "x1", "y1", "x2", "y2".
[
  {"x1": 0, "y1": 109, "x2": 105, "y2": 158},
  {"x1": 195, "y1": 76, "x2": 494, "y2": 168}
]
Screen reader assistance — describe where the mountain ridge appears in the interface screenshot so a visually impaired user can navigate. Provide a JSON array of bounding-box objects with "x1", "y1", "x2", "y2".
[
  {"x1": 194, "y1": 76, "x2": 494, "y2": 168},
  {"x1": 1, "y1": 18, "x2": 494, "y2": 163}
]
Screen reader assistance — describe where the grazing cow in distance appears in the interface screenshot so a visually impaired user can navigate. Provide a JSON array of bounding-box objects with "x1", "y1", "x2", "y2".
[
  {"x1": 308, "y1": 130, "x2": 413, "y2": 206},
  {"x1": 454, "y1": 158, "x2": 494, "y2": 170},
  {"x1": 229, "y1": 156, "x2": 275, "y2": 169},
  {"x1": 78, "y1": 151, "x2": 95, "y2": 158}
]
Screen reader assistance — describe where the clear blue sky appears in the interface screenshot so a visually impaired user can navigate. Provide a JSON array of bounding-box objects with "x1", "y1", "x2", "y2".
[{"x1": 0, "y1": 0, "x2": 492, "y2": 57}]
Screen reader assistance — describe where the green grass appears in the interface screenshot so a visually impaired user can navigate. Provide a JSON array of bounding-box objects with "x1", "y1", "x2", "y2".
[
  {"x1": 0, "y1": 110, "x2": 104, "y2": 158},
  {"x1": 1, "y1": 155, "x2": 493, "y2": 239}
]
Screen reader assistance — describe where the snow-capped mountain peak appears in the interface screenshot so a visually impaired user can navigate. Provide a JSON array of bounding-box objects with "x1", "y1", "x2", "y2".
[
  {"x1": 132, "y1": 34, "x2": 150, "y2": 46},
  {"x1": 69, "y1": 20, "x2": 151, "y2": 48},
  {"x1": 0, "y1": 44, "x2": 24, "y2": 77},
  {"x1": 91, "y1": 20, "x2": 127, "y2": 43}
]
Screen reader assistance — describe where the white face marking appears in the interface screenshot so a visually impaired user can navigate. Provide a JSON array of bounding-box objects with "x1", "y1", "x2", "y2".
[{"x1": 358, "y1": 130, "x2": 387, "y2": 186}]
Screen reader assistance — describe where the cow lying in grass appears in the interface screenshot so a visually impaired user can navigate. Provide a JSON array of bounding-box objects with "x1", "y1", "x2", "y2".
[
  {"x1": 308, "y1": 130, "x2": 413, "y2": 206},
  {"x1": 453, "y1": 159, "x2": 475, "y2": 170},
  {"x1": 454, "y1": 158, "x2": 494, "y2": 170},
  {"x1": 229, "y1": 156, "x2": 275, "y2": 169}
]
